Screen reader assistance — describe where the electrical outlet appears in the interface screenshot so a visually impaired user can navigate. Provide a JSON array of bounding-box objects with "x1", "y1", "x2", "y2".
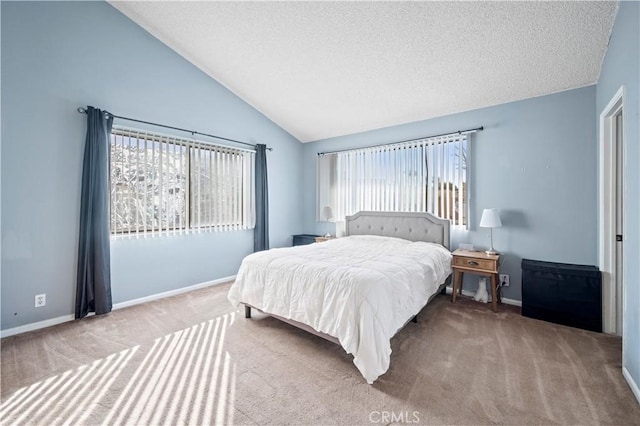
[
  {"x1": 35, "y1": 294, "x2": 46, "y2": 308},
  {"x1": 499, "y1": 274, "x2": 510, "y2": 287}
]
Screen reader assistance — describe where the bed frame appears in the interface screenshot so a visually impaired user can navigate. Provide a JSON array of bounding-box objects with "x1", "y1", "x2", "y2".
[
  {"x1": 345, "y1": 211, "x2": 450, "y2": 246},
  {"x1": 244, "y1": 211, "x2": 451, "y2": 344}
]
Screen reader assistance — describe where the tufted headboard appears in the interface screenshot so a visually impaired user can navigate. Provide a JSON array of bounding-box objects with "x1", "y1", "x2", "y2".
[{"x1": 345, "y1": 211, "x2": 450, "y2": 249}]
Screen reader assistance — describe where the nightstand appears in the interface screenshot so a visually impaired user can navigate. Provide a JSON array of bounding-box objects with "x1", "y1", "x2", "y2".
[
  {"x1": 451, "y1": 249, "x2": 501, "y2": 312},
  {"x1": 293, "y1": 234, "x2": 321, "y2": 246},
  {"x1": 314, "y1": 236, "x2": 336, "y2": 243}
]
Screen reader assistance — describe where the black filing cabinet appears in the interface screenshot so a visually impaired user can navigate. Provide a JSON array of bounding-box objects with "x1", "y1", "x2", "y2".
[
  {"x1": 522, "y1": 259, "x2": 602, "y2": 332},
  {"x1": 292, "y1": 234, "x2": 321, "y2": 246}
]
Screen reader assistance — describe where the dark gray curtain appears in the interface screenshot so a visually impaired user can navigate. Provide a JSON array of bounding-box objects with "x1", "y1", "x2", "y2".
[
  {"x1": 254, "y1": 144, "x2": 269, "y2": 252},
  {"x1": 75, "y1": 106, "x2": 113, "y2": 319}
]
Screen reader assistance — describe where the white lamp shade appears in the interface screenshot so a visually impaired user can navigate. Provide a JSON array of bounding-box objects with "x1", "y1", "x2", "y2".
[
  {"x1": 479, "y1": 208, "x2": 502, "y2": 228},
  {"x1": 322, "y1": 206, "x2": 334, "y2": 222}
]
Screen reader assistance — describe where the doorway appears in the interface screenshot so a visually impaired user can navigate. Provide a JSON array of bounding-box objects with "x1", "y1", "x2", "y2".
[{"x1": 599, "y1": 86, "x2": 625, "y2": 336}]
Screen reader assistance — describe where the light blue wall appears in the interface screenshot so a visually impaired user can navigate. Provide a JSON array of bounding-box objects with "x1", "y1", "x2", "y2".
[
  {"x1": 302, "y1": 86, "x2": 598, "y2": 301},
  {"x1": 1, "y1": 1, "x2": 303, "y2": 330},
  {"x1": 1, "y1": 1, "x2": 631, "y2": 360},
  {"x1": 596, "y1": 0, "x2": 640, "y2": 398}
]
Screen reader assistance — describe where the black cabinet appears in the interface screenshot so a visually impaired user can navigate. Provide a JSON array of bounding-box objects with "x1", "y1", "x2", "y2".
[
  {"x1": 522, "y1": 259, "x2": 602, "y2": 332},
  {"x1": 292, "y1": 234, "x2": 320, "y2": 246}
]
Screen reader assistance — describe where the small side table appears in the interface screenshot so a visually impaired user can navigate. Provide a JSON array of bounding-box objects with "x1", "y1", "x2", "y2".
[
  {"x1": 315, "y1": 236, "x2": 336, "y2": 243},
  {"x1": 293, "y1": 234, "x2": 321, "y2": 246},
  {"x1": 451, "y1": 249, "x2": 501, "y2": 312}
]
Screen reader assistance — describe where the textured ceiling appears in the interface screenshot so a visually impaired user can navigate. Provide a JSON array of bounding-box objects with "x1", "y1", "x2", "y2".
[{"x1": 110, "y1": 1, "x2": 618, "y2": 143}]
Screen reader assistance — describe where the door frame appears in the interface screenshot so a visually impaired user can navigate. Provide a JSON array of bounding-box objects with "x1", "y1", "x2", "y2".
[{"x1": 599, "y1": 85, "x2": 625, "y2": 335}]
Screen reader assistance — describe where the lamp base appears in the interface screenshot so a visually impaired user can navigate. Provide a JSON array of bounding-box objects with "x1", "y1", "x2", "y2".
[{"x1": 485, "y1": 249, "x2": 499, "y2": 255}]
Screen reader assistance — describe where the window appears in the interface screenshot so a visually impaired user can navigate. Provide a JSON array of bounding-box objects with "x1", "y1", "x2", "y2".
[
  {"x1": 317, "y1": 134, "x2": 468, "y2": 227},
  {"x1": 110, "y1": 127, "x2": 255, "y2": 236}
]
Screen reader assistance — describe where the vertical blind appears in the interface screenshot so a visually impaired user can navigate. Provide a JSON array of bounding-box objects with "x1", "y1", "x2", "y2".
[
  {"x1": 317, "y1": 134, "x2": 468, "y2": 227},
  {"x1": 110, "y1": 127, "x2": 255, "y2": 237}
]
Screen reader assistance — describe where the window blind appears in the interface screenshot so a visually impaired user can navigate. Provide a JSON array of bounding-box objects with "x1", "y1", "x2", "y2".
[
  {"x1": 110, "y1": 127, "x2": 255, "y2": 237},
  {"x1": 317, "y1": 134, "x2": 468, "y2": 227}
]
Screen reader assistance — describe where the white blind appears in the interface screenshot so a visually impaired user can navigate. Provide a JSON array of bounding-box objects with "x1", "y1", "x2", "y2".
[
  {"x1": 317, "y1": 134, "x2": 468, "y2": 227},
  {"x1": 110, "y1": 127, "x2": 255, "y2": 237}
]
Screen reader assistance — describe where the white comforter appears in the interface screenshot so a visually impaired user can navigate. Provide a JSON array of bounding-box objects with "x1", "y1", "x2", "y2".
[{"x1": 227, "y1": 235, "x2": 452, "y2": 383}]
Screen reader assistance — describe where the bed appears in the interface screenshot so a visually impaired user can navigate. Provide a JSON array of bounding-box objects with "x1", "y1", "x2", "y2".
[{"x1": 227, "y1": 211, "x2": 452, "y2": 383}]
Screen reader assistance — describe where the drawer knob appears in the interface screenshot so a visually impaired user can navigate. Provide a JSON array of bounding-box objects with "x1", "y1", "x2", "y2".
[{"x1": 468, "y1": 261, "x2": 479, "y2": 266}]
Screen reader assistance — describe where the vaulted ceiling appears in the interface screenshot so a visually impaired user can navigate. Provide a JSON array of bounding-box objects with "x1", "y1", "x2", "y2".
[{"x1": 110, "y1": 1, "x2": 618, "y2": 143}]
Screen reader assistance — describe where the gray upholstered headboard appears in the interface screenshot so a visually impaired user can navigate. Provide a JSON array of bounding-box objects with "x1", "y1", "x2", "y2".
[{"x1": 345, "y1": 211, "x2": 450, "y2": 249}]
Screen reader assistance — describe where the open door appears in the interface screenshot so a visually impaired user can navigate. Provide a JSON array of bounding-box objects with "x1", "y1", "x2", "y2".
[
  {"x1": 614, "y1": 110, "x2": 623, "y2": 335},
  {"x1": 599, "y1": 86, "x2": 624, "y2": 336}
]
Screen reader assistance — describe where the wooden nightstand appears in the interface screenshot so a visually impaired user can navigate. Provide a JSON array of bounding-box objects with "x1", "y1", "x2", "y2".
[
  {"x1": 451, "y1": 249, "x2": 501, "y2": 312},
  {"x1": 314, "y1": 236, "x2": 336, "y2": 243}
]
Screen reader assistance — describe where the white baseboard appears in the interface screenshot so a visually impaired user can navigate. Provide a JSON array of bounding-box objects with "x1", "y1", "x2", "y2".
[
  {"x1": 0, "y1": 314, "x2": 76, "y2": 339},
  {"x1": 0, "y1": 275, "x2": 235, "y2": 339},
  {"x1": 623, "y1": 367, "x2": 640, "y2": 405},
  {"x1": 113, "y1": 275, "x2": 235, "y2": 310},
  {"x1": 501, "y1": 296, "x2": 522, "y2": 307},
  {"x1": 445, "y1": 286, "x2": 522, "y2": 307}
]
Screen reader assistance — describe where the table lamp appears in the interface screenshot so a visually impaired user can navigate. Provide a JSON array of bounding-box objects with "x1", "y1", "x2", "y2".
[
  {"x1": 322, "y1": 206, "x2": 334, "y2": 237},
  {"x1": 322, "y1": 206, "x2": 334, "y2": 222},
  {"x1": 479, "y1": 208, "x2": 502, "y2": 255}
]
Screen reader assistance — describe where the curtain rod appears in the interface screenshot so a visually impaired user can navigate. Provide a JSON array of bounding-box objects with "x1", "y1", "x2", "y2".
[
  {"x1": 317, "y1": 126, "x2": 483, "y2": 156},
  {"x1": 77, "y1": 107, "x2": 273, "y2": 151}
]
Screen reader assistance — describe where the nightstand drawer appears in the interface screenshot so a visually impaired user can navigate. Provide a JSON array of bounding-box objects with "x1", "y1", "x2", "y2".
[{"x1": 453, "y1": 256, "x2": 496, "y2": 272}]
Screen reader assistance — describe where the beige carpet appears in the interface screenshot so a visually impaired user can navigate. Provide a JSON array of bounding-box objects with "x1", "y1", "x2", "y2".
[{"x1": 1, "y1": 282, "x2": 638, "y2": 425}]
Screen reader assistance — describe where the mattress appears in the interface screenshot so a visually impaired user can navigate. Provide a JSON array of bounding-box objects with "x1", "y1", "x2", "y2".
[{"x1": 228, "y1": 234, "x2": 452, "y2": 383}]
